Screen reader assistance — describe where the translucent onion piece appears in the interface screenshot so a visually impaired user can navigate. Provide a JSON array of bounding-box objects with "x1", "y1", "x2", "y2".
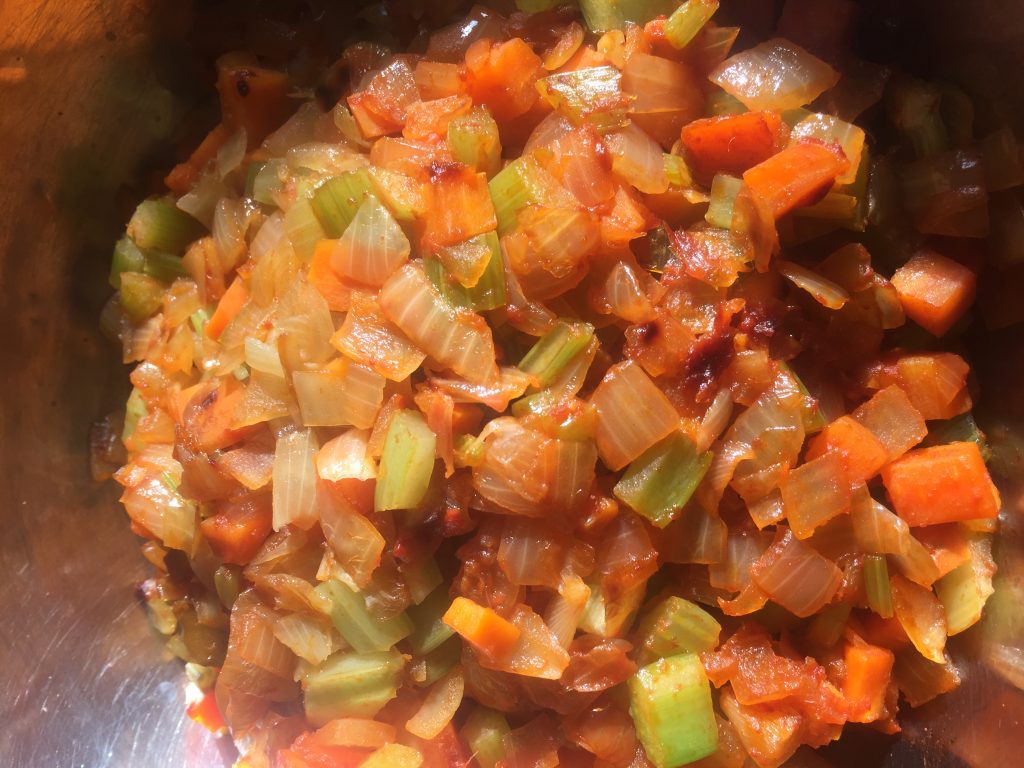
[
  {"x1": 709, "y1": 528, "x2": 771, "y2": 593},
  {"x1": 234, "y1": 601, "x2": 297, "y2": 680},
  {"x1": 293, "y1": 360, "x2": 385, "y2": 430},
  {"x1": 781, "y1": 451, "x2": 852, "y2": 539},
  {"x1": 272, "y1": 429, "x2": 320, "y2": 531},
  {"x1": 697, "y1": 388, "x2": 733, "y2": 453},
  {"x1": 893, "y1": 648, "x2": 960, "y2": 708},
  {"x1": 485, "y1": 605, "x2": 570, "y2": 680},
  {"x1": 790, "y1": 113, "x2": 865, "y2": 186},
  {"x1": 498, "y1": 518, "x2": 568, "y2": 588},
  {"x1": 234, "y1": 371, "x2": 293, "y2": 428},
  {"x1": 604, "y1": 123, "x2": 669, "y2": 194},
  {"x1": 472, "y1": 418, "x2": 556, "y2": 515},
  {"x1": 536, "y1": 66, "x2": 633, "y2": 132},
  {"x1": 405, "y1": 666, "x2": 465, "y2": 740},
  {"x1": 275, "y1": 278, "x2": 337, "y2": 373},
  {"x1": 212, "y1": 198, "x2": 251, "y2": 273},
  {"x1": 273, "y1": 613, "x2": 342, "y2": 666},
  {"x1": 315, "y1": 718, "x2": 397, "y2": 749},
  {"x1": 331, "y1": 291, "x2": 426, "y2": 383},
  {"x1": 548, "y1": 438, "x2": 598, "y2": 512},
  {"x1": 319, "y1": 490, "x2": 385, "y2": 589},
  {"x1": 935, "y1": 535, "x2": 995, "y2": 636},
  {"x1": 602, "y1": 262, "x2": 656, "y2": 324},
  {"x1": 331, "y1": 195, "x2": 411, "y2": 287},
  {"x1": 318, "y1": 429, "x2": 377, "y2": 482},
  {"x1": 430, "y1": 366, "x2": 533, "y2": 412},
  {"x1": 711, "y1": 38, "x2": 840, "y2": 112},
  {"x1": 244, "y1": 337, "x2": 286, "y2": 378},
  {"x1": 116, "y1": 445, "x2": 196, "y2": 551},
  {"x1": 750, "y1": 528, "x2": 842, "y2": 617},
  {"x1": 590, "y1": 360, "x2": 680, "y2": 471},
  {"x1": 544, "y1": 576, "x2": 591, "y2": 648},
  {"x1": 851, "y1": 385, "x2": 927, "y2": 461},
  {"x1": 890, "y1": 574, "x2": 947, "y2": 663},
  {"x1": 217, "y1": 128, "x2": 248, "y2": 178},
  {"x1": 779, "y1": 261, "x2": 850, "y2": 310},
  {"x1": 379, "y1": 262, "x2": 499, "y2": 385}
]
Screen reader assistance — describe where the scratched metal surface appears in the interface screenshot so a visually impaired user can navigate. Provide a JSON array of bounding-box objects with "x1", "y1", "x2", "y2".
[{"x1": 0, "y1": 1, "x2": 1021, "y2": 768}]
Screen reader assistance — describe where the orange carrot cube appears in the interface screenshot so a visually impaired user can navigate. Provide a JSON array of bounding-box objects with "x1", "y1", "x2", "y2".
[{"x1": 890, "y1": 250, "x2": 976, "y2": 337}]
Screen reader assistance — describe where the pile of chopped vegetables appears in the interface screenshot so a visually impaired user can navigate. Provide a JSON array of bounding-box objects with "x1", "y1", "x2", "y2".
[{"x1": 91, "y1": 1, "x2": 1019, "y2": 766}]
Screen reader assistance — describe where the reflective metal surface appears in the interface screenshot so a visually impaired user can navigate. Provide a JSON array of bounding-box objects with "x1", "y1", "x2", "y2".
[{"x1": 0, "y1": 2, "x2": 1021, "y2": 767}]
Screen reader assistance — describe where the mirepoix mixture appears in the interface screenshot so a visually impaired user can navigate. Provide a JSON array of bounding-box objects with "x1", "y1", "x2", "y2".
[{"x1": 89, "y1": 1, "x2": 1018, "y2": 766}]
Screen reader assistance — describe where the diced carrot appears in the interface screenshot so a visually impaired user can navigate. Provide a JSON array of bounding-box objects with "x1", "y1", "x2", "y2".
[
  {"x1": 842, "y1": 636, "x2": 895, "y2": 723},
  {"x1": 805, "y1": 415, "x2": 889, "y2": 483},
  {"x1": 559, "y1": 45, "x2": 608, "y2": 72},
  {"x1": 890, "y1": 249, "x2": 977, "y2": 337},
  {"x1": 451, "y1": 403, "x2": 484, "y2": 436},
  {"x1": 309, "y1": 239, "x2": 355, "y2": 312},
  {"x1": 165, "y1": 123, "x2": 231, "y2": 195},
  {"x1": 912, "y1": 523, "x2": 971, "y2": 578},
  {"x1": 443, "y1": 596, "x2": 521, "y2": 659},
  {"x1": 185, "y1": 689, "x2": 227, "y2": 734},
  {"x1": 199, "y1": 493, "x2": 273, "y2": 565},
  {"x1": 888, "y1": 352, "x2": 970, "y2": 421},
  {"x1": 421, "y1": 164, "x2": 497, "y2": 251},
  {"x1": 414, "y1": 60, "x2": 466, "y2": 100},
  {"x1": 857, "y1": 613, "x2": 911, "y2": 650},
  {"x1": 851, "y1": 385, "x2": 927, "y2": 461},
  {"x1": 881, "y1": 442, "x2": 1001, "y2": 527},
  {"x1": 465, "y1": 38, "x2": 544, "y2": 122},
  {"x1": 403, "y1": 94, "x2": 473, "y2": 143},
  {"x1": 205, "y1": 277, "x2": 249, "y2": 340},
  {"x1": 680, "y1": 111, "x2": 787, "y2": 184},
  {"x1": 284, "y1": 733, "x2": 370, "y2": 768},
  {"x1": 216, "y1": 65, "x2": 293, "y2": 149},
  {"x1": 742, "y1": 137, "x2": 850, "y2": 219},
  {"x1": 188, "y1": 381, "x2": 259, "y2": 453},
  {"x1": 348, "y1": 91, "x2": 400, "y2": 140}
]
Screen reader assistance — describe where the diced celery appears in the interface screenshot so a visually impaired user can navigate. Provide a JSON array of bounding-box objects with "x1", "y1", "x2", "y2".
[
  {"x1": 119, "y1": 272, "x2": 165, "y2": 321},
  {"x1": 143, "y1": 251, "x2": 188, "y2": 283},
  {"x1": 705, "y1": 90, "x2": 746, "y2": 117},
  {"x1": 864, "y1": 555, "x2": 894, "y2": 618},
  {"x1": 407, "y1": 586, "x2": 456, "y2": 655},
  {"x1": 213, "y1": 564, "x2": 242, "y2": 609},
  {"x1": 705, "y1": 174, "x2": 742, "y2": 229},
  {"x1": 664, "y1": 154, "x2": 693, "y2": 188},
  {"x1": 923, "y1": 413, "x2": 991, "y2": 461},
  {"x1": 374, "y1": 410, "x2": 438, "y2": 512},
  {"x1": 488, "y1": 157, "x2": 552, "y2": 234},
  {"x1": 806, "y1": 602, "x2": 852, "y2": 648},
  {"x1": 368, "y1": 167, "x2": 425, "y2": 224},
  {"x1": 284, "y1": 198, "x2": 325, "y2": 262},
  {"x1": 122, "y1": 388, "x2": 147, "y2": 442},
  {"x1": 127, "y1": 199, "x2": 205, "y2": 254},
  {"x1": 454, "y1": 433, "x2": 487, "y2": 469},
  {"x1": 411, "y1": 635, "x2": 462, "y2": 687},
  {"x1": 303, "y1": 649, "x2": 406, "y2": 726},
  {"x1": 315, "y1": 579, "x2": 413, "y2": 652},
  {"x1": 361, "y1": 743, "x2": 423, "y2": 768},
  {"x1": 461, "y1": 709, "x2": 510, "y2": 768},
  {"x1": 935, "y1": 536, "x2": 995, "y2": 635},
  {"x1": 518, "y1": 319, "x2": 595, "y2": 388},
  {"x1": 665, "y1": 0, "x2": 719, "y2": 50},
  {"x1": 635, "y1": 597, "x2": 721, "y2": 663},
  {"x1": 252, "y1": 159, "x2": 286, "y2": 205},
  {"x1": 628, "y1": 654, "x2": 718, "y2": 768},
  {"x1": 536, "y1": 66, "x2": 631, "y2": 133},
  {"x1": 189, "y1": 307, "x2": 209, "y2": 335},
  {"x1": 579, "y1": 0, "x2": 679, "y2": 32},
  {"x1": 448, "y1": 107, "x2": 503, "y2": 179},
  {"x1": 423, "y1": 232, "x2": 506, "y2": 312},
  {"x1": 614, "y1": 434, "x2": 712, "y2": 529},
  {"x1": 311, "y1": 168, "x2": 374, "y2": 237},
  {"x1": 109, "y1": 237, "x2": 146, "y2": 288}
]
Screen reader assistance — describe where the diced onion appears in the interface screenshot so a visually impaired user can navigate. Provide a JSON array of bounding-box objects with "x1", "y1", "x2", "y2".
[
  {"x1": 750, "y1": 528, "x2": 842, "y2": 617},
  {"x1": 711, "y1": 38, "x2": 840, "y2": 112},
  {"x1": 779, "y1": 261, "x2": 850, "y2": 309},
  {"x1": 317, "y1": 429, "x2": 377, "y2": 482},
  {"x1": 273, "y1": 613, "x2": 342, "y2": 666},
  {"x1": 331, "y1": 195, "x2": 411, "y2": 287},
  {"x1": 319, "y1": 489, "x2": 385, "y2": 588},
  {"x1": 293, "y1": 361, "x2": 385, "y2": 430},
  {"x1": 890, "y1": 574, "x2": 947, "y2": 663},
  {"x1": 604, "y1": 123, "x2": 669, "y2": 194},
  {"x1": 272, "y1": 429, "x2": 320, "y2": 530}
]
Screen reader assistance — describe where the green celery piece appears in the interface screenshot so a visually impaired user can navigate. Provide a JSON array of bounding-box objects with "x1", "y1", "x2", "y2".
[
  {"x1": 189, "y1": 307, "x2": 210, "y2": 334},
  {"x1": 665, "y1": 0, "x2": 719, "y2": 50},
  {"x1": 303, "y1": 649, "x2": 406, "y2": 726},
  {"x1": 579, "y1": 0, "x2": 680, "y2": 32},
  {"x1": 374, "y1": 410, "x2": 438, "y2": 512},
  {"x1": 119, "y1": 272, "x2": 165, "y2": 321},
  {"x1": 488, "y1": 157, "x2": 551, "y2": 234},
  {"x1": 360, "y1": 743, "x2": 423, "y2": 768},
  {"x1": 143, "y1": 251, "x2": 188, "y2": 283},
  {"x1": 423, "y1": 232, "x2": 507, "y2": 312},
  {"x1": 127, "y1": 199, "x2": 204, "y2": 254},
  {"x1": 460, "y1": 708, "x2": 511, "y2": 768},
  {"x1": 407, "y1": 585, "x2": 456, "y2": 655},
  {"x1": 518, "y1": 319, "x2": 595, "y2": 388},
  {"x1": 664, "y1": 154, "x2": 693, "y2": 188},
  {"x1": 923, "y1": 412, "x2": 991, "y2": 461},
  {"x1": 413, "y1": 635, "x2": 462, "y2": 688},
  {"x1": 536, "y1": 66, "x2": 631, "y2": 133},
  {"x1": 122, "y1": 388, "x2": 147, "y2": 442},
  {"x1": 614, "y1": 433, "x2": 712, "y2": 529},
  {"x1": 704, "y1": 174, "x2": 742, "y2": 230},
  {"x1": 213, "y1": 564, "x2": 242, "y2": 609},
  {"x1": 806, "y1": 602, "x2": 852, "y2": 648},
  {"x1": 252, "y1": 159, "x2": 286, "y2": 205},
  {"x1": 628, "y1": 654, "x2": 718, "y2": 768},
  {"x1": 705, "y1": 90, "x2": 746, "y2": 116},
  {"x1": 864, "y1": 555, "x2": 894, "y2": 618},
  {"x1": 315, "y1": 579, "x2": 413, "y2": 652},
  {"x1": 109, "y1": 236, "x2": 146, "y2": 288},
  {"x1": 448, "y1": 108, "x2": 503, "y2": 178},
  {"x1": 935, "y1": 537, "x2": 995, "y2": 636},
  {"x1": 635, "y1": 597, "x2": 721, "y2": 663},
  {"x1": 284, "y1": 198, "x2": 326, "y2": 263},
  {"x1": 311, "y1": 169, "x2": 374, "y2": 237}
]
